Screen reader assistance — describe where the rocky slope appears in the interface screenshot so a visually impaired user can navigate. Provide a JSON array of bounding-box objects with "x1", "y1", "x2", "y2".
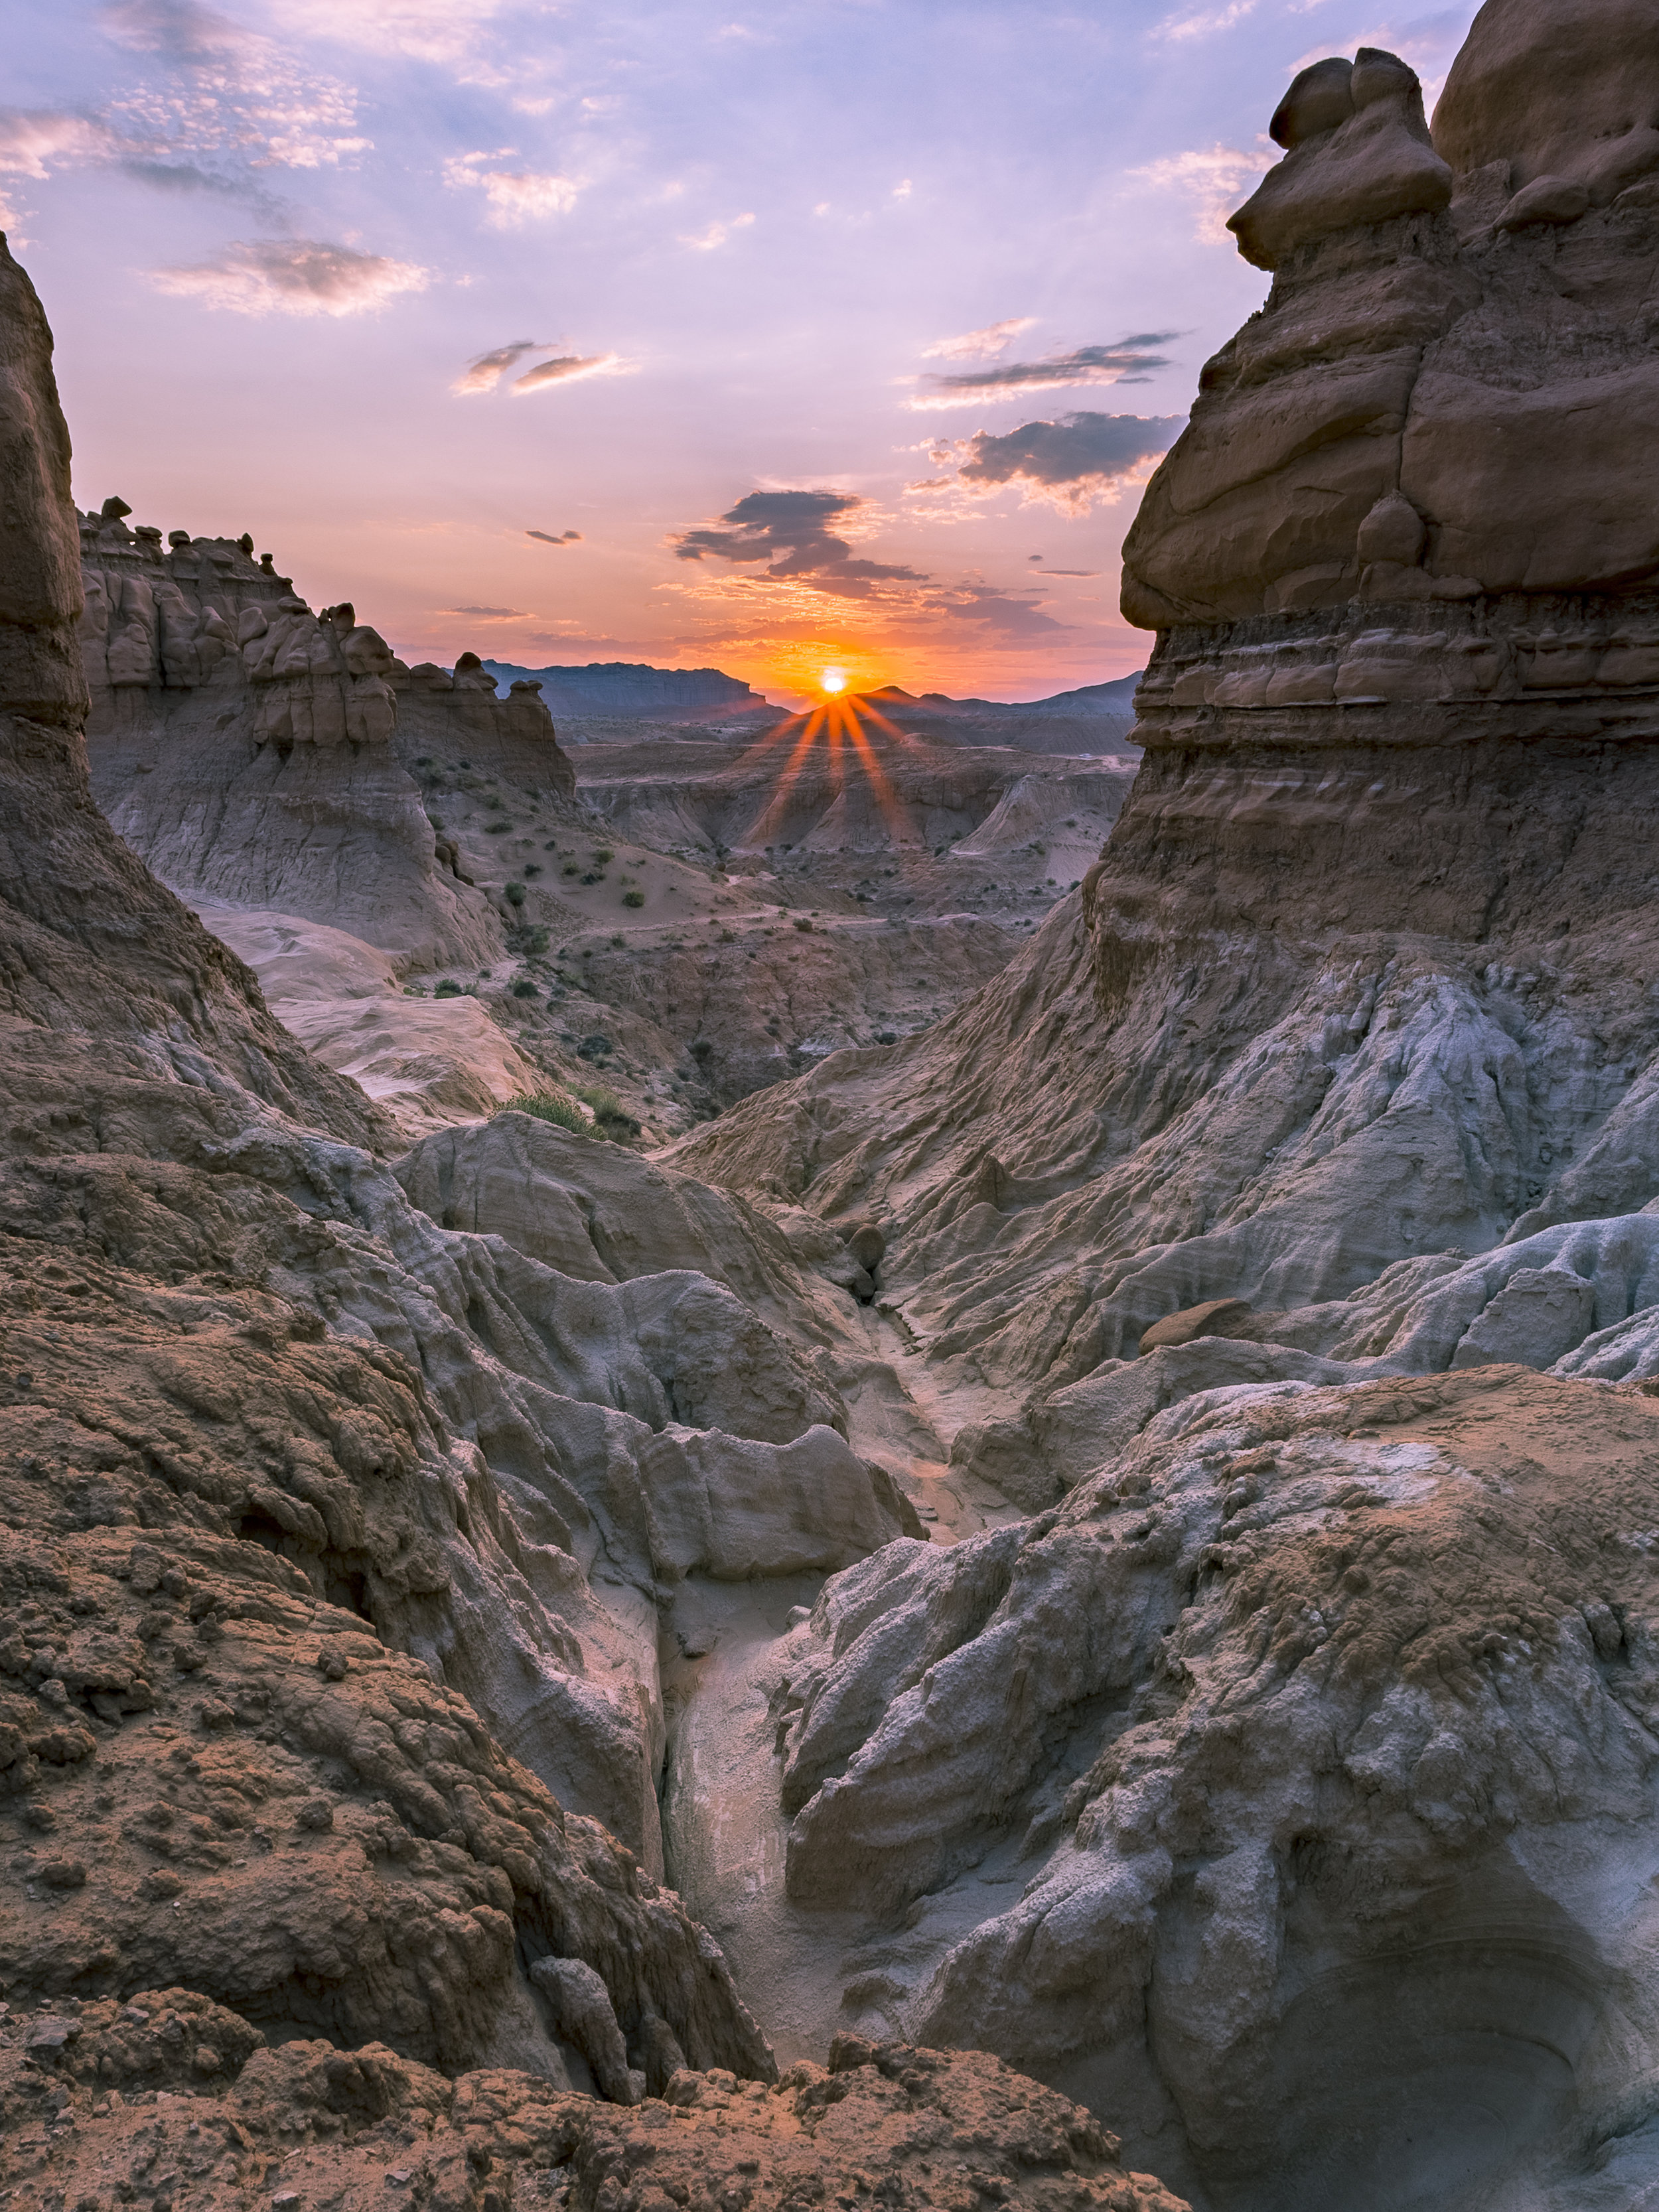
[
  {"x1": 16, "y1": 0, "x2": 1659, "y2": 2200},
  {"x1": 74, "y1": 507, "x2": 587, "y2": 1129},
  {"x1": 651, "y1": 7, "x2": 1659, "y2": 2201},
  {"x1": 0, "y1": 226, "x2": 1200, "y2": 2209}
]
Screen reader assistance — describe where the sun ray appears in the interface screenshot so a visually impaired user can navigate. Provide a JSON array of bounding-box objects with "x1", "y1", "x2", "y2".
[
  {"x1": 842, "y1": 702, "x2": 914, "y2": 847},
  {"x1": 741, "y1": 707, "x2": 828, "y2": 846}
]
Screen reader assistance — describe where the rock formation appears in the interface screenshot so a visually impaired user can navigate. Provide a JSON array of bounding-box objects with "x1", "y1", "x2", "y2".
[
  {"x1": 1, "y1": 226, "x2": 1198, "y2": 2212},
  {"x1": 648, "y1": 11, "x2": 1659, "y2": 2202},
  {"x1": 25, "y1": 0, "x2": 1659, "y2": 2197},
  {"x1": 74, "y1": 518, "x2": 590, "y2": 1127},
  {"x1": 77, "y1": 518, "x2": 575, "y2": 971},
  {"x1": 0, "y1": 2022, "x2": 1184, "y2": 2210}
]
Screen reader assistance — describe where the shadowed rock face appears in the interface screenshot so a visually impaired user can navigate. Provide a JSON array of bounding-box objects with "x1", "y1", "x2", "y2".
[
  {"x1": 0, "y1": 238, "x2": 86, "y2": 730},
  {"x1": 0, "y1": 235, "x2": 1200, "y2": 2212},
  {"x1": 78, "y1": 522, "x2": 578, "y2": 972},
  {"x1": 656, "y1": 17, "x2": 1659, "y2": 2205},
  {"x1": 1124, "y1": 15, "x2": 1659, "y2": 633}
]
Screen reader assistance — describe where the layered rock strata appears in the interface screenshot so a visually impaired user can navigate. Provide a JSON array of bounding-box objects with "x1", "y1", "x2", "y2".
[
  {"x1": 77, "y1": 513, "x2": 570, "y2": 972},
  {"x1": 2, "y1": 231, "x2": 1155, "y2": 2207},
  {"x1": 652, "y1": 14, "x2": 1659, "y2": 2203}
]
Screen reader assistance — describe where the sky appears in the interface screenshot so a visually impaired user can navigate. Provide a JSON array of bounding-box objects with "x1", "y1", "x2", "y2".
[{"x1": 7, "y1": 0, "x2": 1480, "y2": 705}]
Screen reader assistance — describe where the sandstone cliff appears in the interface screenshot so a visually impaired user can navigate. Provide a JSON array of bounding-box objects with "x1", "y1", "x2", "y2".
[
  {"x1": 74, "y1": 514, "x2": 592, "y2": 1126},
  {"x1": 0, "y1": 230, "x2": 1147, "y2": 2208},
  {"x1": 655, "y1": 10, "x2": 1659, "y2": 2202},
  {"x1": 77, "y1": 515, "x2": 577, "y2": 973}
]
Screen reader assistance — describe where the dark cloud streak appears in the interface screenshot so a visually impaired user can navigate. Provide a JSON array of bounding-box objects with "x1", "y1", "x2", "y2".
[
  {"x1": 916, "y1": 336, "x2": 1178, "y2": 403},
  {"x1": 673, "y1": 490, "x2": 924, "y2": 600},
  {"x1": 955, "y1": 410, "x2": 1185, "y2": 494}
]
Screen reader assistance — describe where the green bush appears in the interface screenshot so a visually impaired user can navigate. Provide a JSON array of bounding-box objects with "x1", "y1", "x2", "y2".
[
  {"x1": 575, "y1": 1085, "x2": 641, "y2": 1141},
  {"x1": 502, "y1": 1091, "x2": 587, "y2": 1133},
  {"x1": 622, "y1": 890, "x2": 645, "y2": 908},
  {"x1": 793, "y1": 917, "x2": 813, "y2": 932},
  {"x1": 508, "y1": 923, "x2": 550, "y2": 955},
  {"x1": 594, "y1": 847, "x2": 614, "y2": 863},
  {"x1": 510, "y1": 979, "x2": 538, "y2": 999},
  {"x1": 504, "y1": 882, "x2": 526, "y2": 906},
  {"x1": 434, "y1": 979, "x2": 463, "y2": 998}
]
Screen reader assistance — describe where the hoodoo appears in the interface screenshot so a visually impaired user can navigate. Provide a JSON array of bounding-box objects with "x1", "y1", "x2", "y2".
[{"x1": 659, "y1": 7, "x2": 1659, "y2": 2205}]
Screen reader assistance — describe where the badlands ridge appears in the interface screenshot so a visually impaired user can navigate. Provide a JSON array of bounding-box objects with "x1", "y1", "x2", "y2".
[{"x1": 7, "y1": 0, "x2": 1659, "y2": 2205}]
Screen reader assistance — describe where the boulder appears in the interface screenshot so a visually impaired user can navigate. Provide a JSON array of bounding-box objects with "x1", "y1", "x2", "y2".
[{"x1": 1136, "y1": 1296, "x2": 1262, "y2": 1352}]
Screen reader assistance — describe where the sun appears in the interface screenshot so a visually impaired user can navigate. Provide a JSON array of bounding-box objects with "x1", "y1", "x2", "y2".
[{"x1": 821, "y1": 668, "x2": 846, "y2": 695}]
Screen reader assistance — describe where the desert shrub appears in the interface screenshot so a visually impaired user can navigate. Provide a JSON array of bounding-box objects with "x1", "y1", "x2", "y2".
[
  {"x1": 689, "y1": 1038, "x2": 714, "y2": 1061},
  {"x1": 502, "y1": 1091, "x2": 587, "y2": 1133},
  {"x1": 793, "y1": 917, "x2": 813, "y2": 932},
  {"x1": 484, "y1": 822, "x2": 510, "y2": 835},
  {"x1": 581, "y1": 870, "x2": 603, "y2": 884},
  {"x1": 575, "y1": 1086, "x2": 640, "y2": 1141},
  {"x1": 434, "y1": 979, "x2": 463, "y2": 998},
  {"x1": 576, "y1": 1032, "x2": 612, "y2": 1062},
  {"x1": 508, "y1": 923, "x2": 550, "y2": 955},
  {"x1": 593, "y1": 847, "x2": 615, "y2": 863},
  {"x1": 622, "y1": 890, "x2": 645, "y2": 908},
  {"x1": 510, "y1": 979, "x2": 538, "y2": 999},
  {"x1": 524, "y1": 863, "x2": 542, "y2": 876},
  {"x1": 504, "y1": 882, "x2": 526, "y2": 906},
  {"x1": 610, "y1": 933, "x2": 626, "y2": 947}
]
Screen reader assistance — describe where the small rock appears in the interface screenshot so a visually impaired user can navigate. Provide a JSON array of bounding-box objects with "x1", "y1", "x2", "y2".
[{"x1": 1137, "y1": 1299, "x2": 1260, "y2": 1355}]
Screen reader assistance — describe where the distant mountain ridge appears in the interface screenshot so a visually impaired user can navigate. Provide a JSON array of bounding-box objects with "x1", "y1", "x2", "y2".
[
  {"x1": 850, "y1": 673, "x2": 1145, "y2": 756},
  {"x1": 482, "y1": 659, "x2": 769, "y2": 716},
  {"x1": 859, "y1": 673, "x2": 1143, "y2": 717}
]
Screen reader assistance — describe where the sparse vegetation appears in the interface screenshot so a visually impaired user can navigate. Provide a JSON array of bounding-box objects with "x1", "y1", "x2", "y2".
[
  {"x1": 484, "y1": 821, "x2": 510, "y2": 835},
  {"x1": 504, "y1": 881, "x2": 526, "y2": 906},
  {"x1": 576, "y1": 1085, "x2": 642, "y2": 1140},
  {"x1": 510, "y1": 978, "x2": 538, "y2": 999},
  {"x1": 622, "y1": 890, "x2": 645, "y2": 908},
  {"x1": 508, "y1": 923, "x2": 549, "y2": 955},
  {"x1": 434, "y1": 979, "x2": 463, "y2": 998},
  {"x1": 594, "y1": 847, "x2": 615, "y2": 863},
  {"x1": 793, "y1": 917, "x2": 813, "y2": 932},
  {"x1": 502, "y1": 1089, "x2": 587, "y2": 1133}
]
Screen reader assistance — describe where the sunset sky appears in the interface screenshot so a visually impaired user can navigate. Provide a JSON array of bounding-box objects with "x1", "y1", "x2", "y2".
[{"x1": 9, "y1": 0, "x2": 1478, "y2": 704}]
